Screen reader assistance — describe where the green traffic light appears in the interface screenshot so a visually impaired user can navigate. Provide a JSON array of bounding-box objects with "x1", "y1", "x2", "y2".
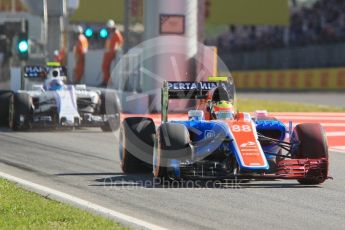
[
  {"x1": 99, "y1": 28, "x2": 108, "y2": 39},
  {"x1": 18, "y1": 40, "x2": 29, "y2": 53},
  {"x1": 17, "y1": 32, "x2": 29, "y2": 60},
  {"x1": 85, "y1": 28, "x2": 93, "y2": 38}
]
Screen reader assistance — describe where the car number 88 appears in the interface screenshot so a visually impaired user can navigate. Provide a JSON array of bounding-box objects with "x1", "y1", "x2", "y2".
[{"x1": 231, "y1": 125, "x2": 252, "y2": 132}]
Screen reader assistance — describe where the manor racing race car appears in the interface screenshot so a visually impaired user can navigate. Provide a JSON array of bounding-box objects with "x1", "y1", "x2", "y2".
[
  {"x1": 118, "y1": 77, "x2": 329, "y2": 185},
  {"x1": 0, "y1": 64, "x2": 120, "y2": 131}
]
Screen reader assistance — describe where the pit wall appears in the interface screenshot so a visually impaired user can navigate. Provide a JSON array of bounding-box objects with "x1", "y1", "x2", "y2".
[{"x1": 231, "y1": 67, "x2": 345, "y2": 91}]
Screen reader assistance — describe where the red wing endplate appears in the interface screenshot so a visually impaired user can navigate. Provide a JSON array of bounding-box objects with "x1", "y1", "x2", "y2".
[{"x1": 227, "y1": 119, "x2": 269, "y2": 170}]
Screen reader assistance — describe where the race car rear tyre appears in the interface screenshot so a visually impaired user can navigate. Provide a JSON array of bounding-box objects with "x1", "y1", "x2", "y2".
[
  {"x1": 120, "y1": 117, "x2": 156, "y2": 174},
  {"x1": 0, "y1": 90, "x2": 12, "y2": 127},
  {"x1": 154, "y1": 123, "x2": 192, "y2": 179},
  {"x1": 100, "y1": 90, "x2": 121, "y2": 132},
  {"x1": 290, "y1": 123, "x2": 328, "y2": 185},
  {"x1": 9, "y1": 92, "x2": 33, "y2": 131}
]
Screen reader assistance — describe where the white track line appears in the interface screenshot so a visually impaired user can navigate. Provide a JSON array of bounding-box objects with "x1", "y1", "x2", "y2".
[
  {"x1": 330, "y1": 146, "x2": 345, "y2": 152},
  {"x1": 318, "y1": 123, "x2": 345, "y2": 127},
  {"x1": 283, "y1": 123, "x2": 345, "y2": 127},
  {"x1": 271, "y1": 113, "x2": 345, "y2": 116},
  {"x1": 276, "y1": 116, "x2": 345, "y2": 121},
  {"x1": 326, "y1": 132, "x2": 345, "y2": 137},
  {"x1": 0, "y1": 171, "x2": 167, "y2": 230}
]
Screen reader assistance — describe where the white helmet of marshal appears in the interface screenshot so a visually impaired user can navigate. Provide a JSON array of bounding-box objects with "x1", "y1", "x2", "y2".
[{"x1": 106, "y1": 19, "x2": 116, "y2": 29}]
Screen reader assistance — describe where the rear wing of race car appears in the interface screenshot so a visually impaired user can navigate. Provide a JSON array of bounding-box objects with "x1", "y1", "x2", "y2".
[{"x1": 161, "y1": 76, "x2": 233, "y2": 122}]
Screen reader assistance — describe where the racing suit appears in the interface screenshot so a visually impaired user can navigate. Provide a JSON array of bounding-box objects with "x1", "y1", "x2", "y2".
[
  {"x1": 73, "y1": 34, "x2": 89, "y2": 84},
  {"x1": 101, "y1": 30, "x2": 124, "y2": 85}
]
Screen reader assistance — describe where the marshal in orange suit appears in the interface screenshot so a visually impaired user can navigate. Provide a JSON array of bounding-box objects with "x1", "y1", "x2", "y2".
[
  {"x1": 73, "y1": 26, "x2": 89, "y2": 84},
  {"x1": 100, "y1": 19, "x2": 124, "y2": 87}
]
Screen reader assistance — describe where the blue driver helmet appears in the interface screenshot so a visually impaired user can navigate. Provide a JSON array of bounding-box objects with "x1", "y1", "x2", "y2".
[{"x1": 48, "y1": 79, "x2": 64, "y2": 91}]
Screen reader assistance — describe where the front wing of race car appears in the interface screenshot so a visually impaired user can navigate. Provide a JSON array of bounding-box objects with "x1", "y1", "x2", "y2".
[
  {"x1": 29, "y1": 112, "x2": 117, "y2": 128},
  {"x1": 18, "y1": 88, "x2": 119, "y2": 129},
  {"x1": 175, "y1": 150, "x2": 329, "y2": 182},
  {"x1": 276, "y1": 158, "x2": 328, "y2": 180}
]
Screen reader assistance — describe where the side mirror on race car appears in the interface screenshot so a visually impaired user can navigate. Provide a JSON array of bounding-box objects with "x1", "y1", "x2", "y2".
[{"x1": 188, "y1": 110, "x2": 204, "y2": 121}]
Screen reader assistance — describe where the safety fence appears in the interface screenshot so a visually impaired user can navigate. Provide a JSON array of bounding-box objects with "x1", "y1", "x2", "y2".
[{"x1": 220, "y1": 43, "x2": 345, "y2": 71}]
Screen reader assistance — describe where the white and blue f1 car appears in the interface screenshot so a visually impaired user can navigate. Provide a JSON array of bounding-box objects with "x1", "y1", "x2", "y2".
[{"x1": 0, "y1": 64, "x2": 120, "y2": 131}]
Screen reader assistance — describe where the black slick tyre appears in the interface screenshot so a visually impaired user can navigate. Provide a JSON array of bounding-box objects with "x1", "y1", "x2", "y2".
[
  {"x1": 0, "y1": 90, "x2": 12, "y2": 127},
  {"x1": 153, "y1": 123, "x2": 191, "y2": 179},
  {"x1": 291, "y1": 123, "x2": 328, "y2": 185},
  {"x1": 100, "y1": 90, "x2": 121, "y2": 132},
  {"x1": 120, "y1": 117, "x2": 156, "y2": 174},
  {"x1": 9, "y1": 92, "x2": 33, "y2": 131}
]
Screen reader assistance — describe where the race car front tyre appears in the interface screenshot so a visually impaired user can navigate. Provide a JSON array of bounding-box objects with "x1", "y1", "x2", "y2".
[
  {"x1": 100, "y1": 90, "x2": 121, "y2": 132},
  {"x1": 154, "y1": 123, "x2": 192, "y2": 180},
  {"x1": 290, "y1": 123, "x2": 328, "y2": 185},
  {"x1": 9, "y1": 92, "x2": 33, "y2": 131},
  {"x1": 0, "y1": 90, "x2": 12, "y2": 127},
  {"x1": 120, "y1": 117, "x2": 156, "y2": 174}
]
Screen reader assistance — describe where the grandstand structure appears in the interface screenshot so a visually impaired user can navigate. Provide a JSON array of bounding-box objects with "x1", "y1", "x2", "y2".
[
  {"x1": 215, "y1": 0, "x2": 345, "y2": 71},
  {"x1": 211, "y1": 0, "x2": 345, "y2": 90}
]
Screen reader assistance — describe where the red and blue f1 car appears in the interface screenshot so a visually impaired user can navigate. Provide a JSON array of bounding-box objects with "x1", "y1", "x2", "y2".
[{"x1": 119, "y1": 77, "x2": 329, "y2": 185}]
